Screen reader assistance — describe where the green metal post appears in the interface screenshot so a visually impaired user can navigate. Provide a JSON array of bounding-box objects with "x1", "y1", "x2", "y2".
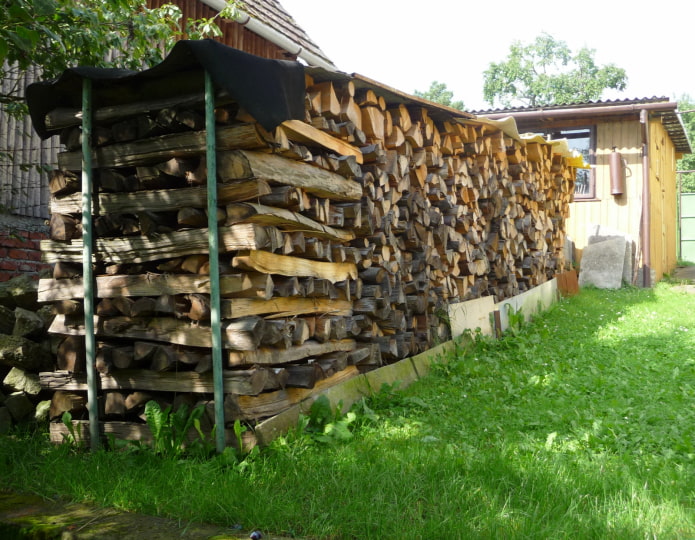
[
  {"x1": 205, "y1": 71, "x2": 226, "y2": 453},
  {"x1": 81, "y1": 78, "x2": 99, "y2": 451}
]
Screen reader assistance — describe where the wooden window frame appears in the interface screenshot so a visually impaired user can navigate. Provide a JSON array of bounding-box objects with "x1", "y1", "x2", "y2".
[{"x1": 546, "y1": 125, "x2": 597, "y2": 200}]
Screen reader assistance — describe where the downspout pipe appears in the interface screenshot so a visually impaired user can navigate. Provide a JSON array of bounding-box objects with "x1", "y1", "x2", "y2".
[
  {"x1": 201, "y1": 0, "x2": 337, "y2": 71},
  {"x1": 640, "y1": 109, "x2": 652, "y2": 287}
]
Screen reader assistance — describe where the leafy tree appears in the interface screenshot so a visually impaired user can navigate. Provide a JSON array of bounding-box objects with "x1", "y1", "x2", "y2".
[
  {"x1": 677, "y1": 95, "x2": 695, "y2": 192},
  {"x1": 414, "y1": 80, "x2": 464, "y2": 110},
  {"x1": 483, "y1": 33, "x2": 627, "y2": 108},
  {"x1": 0, "y1": 0, "x2": 240, "y2": 116}
]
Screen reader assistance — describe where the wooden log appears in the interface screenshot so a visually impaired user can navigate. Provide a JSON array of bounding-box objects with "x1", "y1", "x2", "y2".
[
  {"x1": 278, "y1": 119, "x2": 363, "y2": 163},
  {"x1": 217, "y1": 150, "x2": 363, "y2": 202},
  {"x1": 38, "y1": 273, "x2": 253, "y2": 302},
  {"x1": 49, "y1": 314, "x2": 266, "y2": 351},
  {"x1": 49, "y1": 169, "x2": 79, "y2": 196},
  {"x1": 220, "y1": 297, "x2": 351, "y2": 319},
  {"x1": 40, "y1": 368, "x2": 268, "y2": 396},
  {"x1": 49, "y1": 390, "x2": 86, "y2": 420},
  {"x1": 58, "y1": 123, "x2": 274, "y2": 170},
  {"x1": 225, "y1": 202, "x2": 355, "y2": 242},
  {"x1": 49, "y1": 214, "x2": 81, "y2": 241},
  {"x1": 40, "y1": 224, "x2": 282, "y2": 264},
  {"x1": 56, "y1": 335, "x2": 86, "y2": 373},
  {"x1": 227, "y1": 339, "x2": 355, "y2": 367},
  {"x1": 232, "y1": 250, "x2": 357, "y2": 283}
]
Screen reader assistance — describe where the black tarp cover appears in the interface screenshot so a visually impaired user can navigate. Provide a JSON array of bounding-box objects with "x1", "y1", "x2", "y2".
[{"x1": 26, "y1": 39, "x2": 306, "y2": 139}]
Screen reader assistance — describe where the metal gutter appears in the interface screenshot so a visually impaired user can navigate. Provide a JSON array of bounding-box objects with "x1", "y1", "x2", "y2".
[{"x1": 201, "y1": 0, "x2": 337, "y2": 70}]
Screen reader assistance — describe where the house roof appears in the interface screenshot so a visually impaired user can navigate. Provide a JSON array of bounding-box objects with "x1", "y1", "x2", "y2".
[
  {"x1": 476, "y1": 97, "x2": 692, "y2": 155},
  {"x1": 242, "y1": 1, "x2": 334, "y2": 67}
]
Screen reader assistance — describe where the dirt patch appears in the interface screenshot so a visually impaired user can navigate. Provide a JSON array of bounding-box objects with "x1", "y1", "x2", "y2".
[{"x1": 0, "y1": 491, "x2": 292, "y2": 539}]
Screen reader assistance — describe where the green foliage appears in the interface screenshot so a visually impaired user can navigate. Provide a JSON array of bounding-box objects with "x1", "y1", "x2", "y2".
[
  {"x1": 483, "y1": 32, "x2": 627, "y2": 108},
  {"x1": 59, "y1": 411, "x2": 82, "y2": 449},
  {"x1": 143, "y1": 400, "x2": 211, "y2": 459},
  {"x1": 0, "y1": 0, "x2": 240, "y2": 114},
  {"x1": 414, "y1": 80, "x2": 464, "y2": 110},
  {"x1": 294, "y1": 395, "x2": 358, "y2": 445},
  {"x1": 677, "y1": 94, "x2": 695, "y2": 192},
  {"x1": 4, "y1": 285, "x2": 695, "y2": 537}
]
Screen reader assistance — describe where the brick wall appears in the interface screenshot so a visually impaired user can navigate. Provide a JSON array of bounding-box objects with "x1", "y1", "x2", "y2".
[{"x1": 0, "y1": 215, "x2": 50, "y2": 282}]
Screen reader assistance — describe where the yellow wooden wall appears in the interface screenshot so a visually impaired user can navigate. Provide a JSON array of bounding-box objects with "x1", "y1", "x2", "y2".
[
  {"x1": 565, "y1": 116, "x2": 679, "y2": 283},
  {"x1": 648, "y1": 120, "x2": 679, "y2": 280}
]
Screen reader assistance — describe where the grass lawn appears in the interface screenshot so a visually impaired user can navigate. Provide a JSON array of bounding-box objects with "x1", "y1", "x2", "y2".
[{"x1": 2, "y1": 283, "x2": 695, "y2": 538}]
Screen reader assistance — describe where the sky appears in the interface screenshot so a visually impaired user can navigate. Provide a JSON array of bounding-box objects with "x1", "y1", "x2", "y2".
[{"x1": 279, "y1": 0, "x2": 695, "y2": 111}]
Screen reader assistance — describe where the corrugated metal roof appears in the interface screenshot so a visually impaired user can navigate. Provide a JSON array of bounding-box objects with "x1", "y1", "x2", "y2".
[
  {"x1": 474, "y1": 97, "x2": 692, "y2": 155},
  {"x1": 471, "y1": 96, "x2": 673, "y2": 115},
  {"x1": 243, "y1": 0, "x2": 335, "y2": 68}
]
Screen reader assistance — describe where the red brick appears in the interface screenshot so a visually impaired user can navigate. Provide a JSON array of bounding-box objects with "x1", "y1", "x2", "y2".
[
  {"x1": 29, "y1": 231, "x2": 48, "y2": 240},
  {"x1": 0, "y1": 260, "x2": 18, "y2": 271},
  {"x1": 8, "y1": 249, "x2": 28, "y2": 260},
  {"x1": 0, "y1": 236, "x2": 30, "y2": 249},
  {"x1": 0, "y1": 248, "x2": 7, "y2": 258},
  {"x1": 0, "y1": 272, "x2": 13, "y2": 282},
  {"x1": 25, "y1": 250, "x2": 43, "y2": 262}
]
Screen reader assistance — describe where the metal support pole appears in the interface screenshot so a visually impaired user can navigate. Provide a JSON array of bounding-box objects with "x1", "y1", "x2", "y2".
[
  {"x1": 205, "y1": 71, "x2": 226, "y2": 453},
  {"x1": 81, "y1": 78, "x2": 99, "y2": 451}
]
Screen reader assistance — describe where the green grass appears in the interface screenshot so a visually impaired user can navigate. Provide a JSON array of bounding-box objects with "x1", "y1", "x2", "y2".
[{"x1": 3, "y1": 284, "x2": 695, "y2": 538}]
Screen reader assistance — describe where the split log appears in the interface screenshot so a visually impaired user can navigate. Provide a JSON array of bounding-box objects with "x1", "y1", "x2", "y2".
[
  {"x1": 225, "y1": 202, "x2": 355, "y2": 242},
  {"x1": 227, "y1": 339, "x2": 355, "y2": 367},
  {"x1": 232, "y1": 250, "x2": 357, "y2": 283},
  {"x1": 49, "y1": 314, "x2": 267, "y2": 351},
  {"x1": 220, "y1": 297, "x2": 352, "y2": 319},
  {"x1": 217, "y1": 150, "x2": 363, "y2": 201},
  {"x1": 58, "y1": 123, "x2": 274, "y2": 170},
  {"x1": 40, "y1": 368, "x2": 268, "y2": 396},
  {"x1": 49, "y1": 390, "x2": 86, "y2": 420},
  {"x1": 41, "y1": 224, "x2": 282, "y2": 264},
  {"x1": 277, "y1": 119, "x2": 363, "y2": 163},
  {"x1": 38, "y1": 273, "x2": 254, "y2": 302}
]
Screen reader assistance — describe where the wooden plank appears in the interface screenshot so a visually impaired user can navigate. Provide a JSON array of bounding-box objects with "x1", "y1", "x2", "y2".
[
  {"x1": 40, "y1": 368, "x2": 267, "y2": 395},
  {"x1": 220, "y1": 297, "x2": 352, "y2": 319},
  {"x1": 278, "y1": 119, "x2": 363, "y2": 164},
  {"x1": 495, "y1": 278, "x2": 558, "y2": 332},
  {"x1": 41, "y1": 224, "x2": 282, "y2": 264},
  {"x1": 363, "y1": 357, "x2": 419, "y2": 394},
  {"x1": 38, "y1": 274, "x2": 253, "y2": 302},
  {"x1": 446, "y1": 295, "x2": 496, "y2": 338},
  {"x1": 218, "y1": 149, "x2": 363, "y2": 201},
  {"x1": 232, "y1": 250, "x2": 358, "y2": 283},
  {"x1": 234, "y1": 366, "x2": 368, "y2": 428},
  {"x1": 408, "y1": 341, "x2": 458, "y2": 379}
]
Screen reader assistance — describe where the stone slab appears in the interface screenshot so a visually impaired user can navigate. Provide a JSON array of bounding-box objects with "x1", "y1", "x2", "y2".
[{"x1": 579, "y1": 237, "x2": 627, "y2": 289}]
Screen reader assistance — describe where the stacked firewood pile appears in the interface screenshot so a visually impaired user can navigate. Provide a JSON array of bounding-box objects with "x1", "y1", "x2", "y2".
[
  {"x1": 0, "y1": 276, "x2": 55, "y2": 433},
  {"x1": 35, "y1": 69, "x2": 575, "y2": 442}
]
